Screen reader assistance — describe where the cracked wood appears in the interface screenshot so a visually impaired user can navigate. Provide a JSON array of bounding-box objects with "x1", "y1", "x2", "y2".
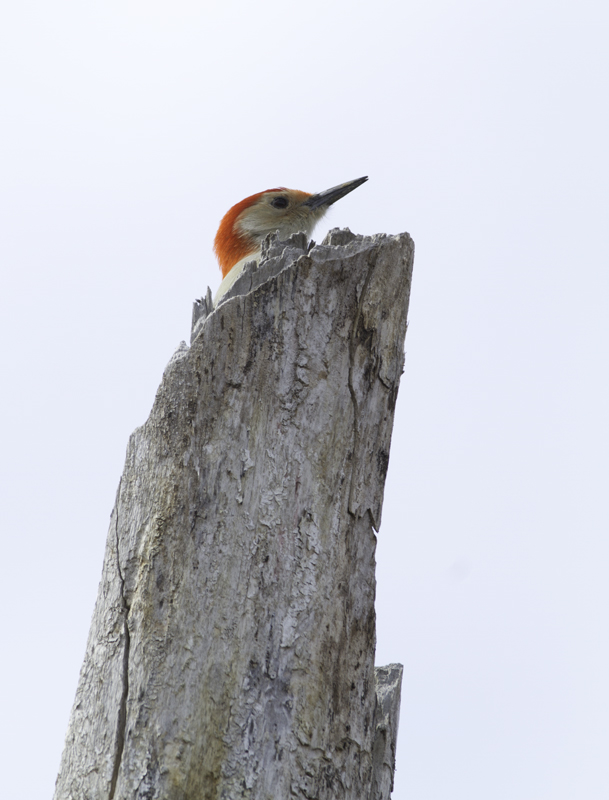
[{"x1": 53, "y1": 228, "x2": 414, "y2": 800}]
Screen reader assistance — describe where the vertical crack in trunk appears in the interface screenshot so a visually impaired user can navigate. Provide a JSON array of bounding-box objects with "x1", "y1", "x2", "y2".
[
  {"x1": 347, "y1": 257, "x2": 376, "y2": 517},
  {"x1": 109, "y1": 479, "x2": 130, "y2": 800}
]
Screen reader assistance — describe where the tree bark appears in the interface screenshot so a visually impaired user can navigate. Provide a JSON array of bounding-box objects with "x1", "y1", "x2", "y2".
[{"x1": 54, "y1": 228, "x2": 414, "y2": 800}]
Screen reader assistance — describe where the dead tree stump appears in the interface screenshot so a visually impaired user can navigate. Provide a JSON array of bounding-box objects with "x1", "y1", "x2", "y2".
[{"x1": 54, "y1": 228, "x2": 414, "y2": 800}]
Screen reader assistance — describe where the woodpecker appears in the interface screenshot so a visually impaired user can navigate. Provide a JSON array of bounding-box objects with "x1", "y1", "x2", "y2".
[{"x1": 213, "y1": 176, "x2": 368, "y2": 304}]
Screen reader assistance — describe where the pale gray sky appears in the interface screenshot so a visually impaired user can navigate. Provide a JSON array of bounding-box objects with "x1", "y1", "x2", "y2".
[{"x1": 1, "y1": 1, "x2": 608, "y2": 798}]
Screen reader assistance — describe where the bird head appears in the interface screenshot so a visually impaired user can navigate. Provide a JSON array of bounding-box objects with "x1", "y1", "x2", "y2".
[{"x1": 213, "y1": 177, "x2": 368, "y2": 279}]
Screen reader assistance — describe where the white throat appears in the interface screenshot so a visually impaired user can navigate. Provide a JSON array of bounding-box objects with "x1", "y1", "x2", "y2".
[{"x1": 214, "y1": 252, "x2": 260, "y2": 305}]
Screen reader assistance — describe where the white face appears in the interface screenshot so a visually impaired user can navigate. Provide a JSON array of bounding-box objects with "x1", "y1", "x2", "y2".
[{"x1": 235, "y1": 190, "x2": 328, "y2": 246}]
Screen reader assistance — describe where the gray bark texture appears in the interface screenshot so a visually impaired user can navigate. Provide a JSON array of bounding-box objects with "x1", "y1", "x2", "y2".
[{"x1": 54, "y1": 228, "x2": 414, "y2": 800}]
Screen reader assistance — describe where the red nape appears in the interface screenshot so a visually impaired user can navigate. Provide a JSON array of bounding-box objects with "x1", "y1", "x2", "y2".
[{"x1": 213, "y1": 189, "x2": 287, "y2": 277}]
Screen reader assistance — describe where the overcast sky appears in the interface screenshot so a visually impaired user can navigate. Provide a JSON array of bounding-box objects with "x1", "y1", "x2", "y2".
[{"x1": 1, "y1": 1, "x2": 608, "y2": 798}]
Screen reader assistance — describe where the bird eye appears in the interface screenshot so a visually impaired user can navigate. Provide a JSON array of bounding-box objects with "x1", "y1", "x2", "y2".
[{"x1": 270, "y1": 196, "x2": 289, "y2": 209}]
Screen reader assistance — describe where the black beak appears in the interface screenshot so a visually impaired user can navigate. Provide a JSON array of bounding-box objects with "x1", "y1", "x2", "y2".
[{"x1": 303, "y1": 176, "x2": 368, "y2": 210}]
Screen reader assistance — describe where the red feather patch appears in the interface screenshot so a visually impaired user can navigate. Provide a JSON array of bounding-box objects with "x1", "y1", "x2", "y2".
[{"x1": 213, "y1": 189, "x2": 287, "y2": 277}]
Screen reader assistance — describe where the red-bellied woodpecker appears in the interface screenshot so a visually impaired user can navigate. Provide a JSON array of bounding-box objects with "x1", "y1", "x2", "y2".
[{"x1": 213, "y1": 177, "x2": 368, "y2": 304}]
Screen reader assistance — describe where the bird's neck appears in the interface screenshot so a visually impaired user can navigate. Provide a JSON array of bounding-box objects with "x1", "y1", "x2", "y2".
[{"x1": 214, "y1": 250, "x2": 261, "y2": 305}]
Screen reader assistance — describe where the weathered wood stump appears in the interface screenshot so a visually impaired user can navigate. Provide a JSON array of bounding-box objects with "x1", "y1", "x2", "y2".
[{"x1": 54, "y1": 228, "x2": 414, "y2": 800}]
